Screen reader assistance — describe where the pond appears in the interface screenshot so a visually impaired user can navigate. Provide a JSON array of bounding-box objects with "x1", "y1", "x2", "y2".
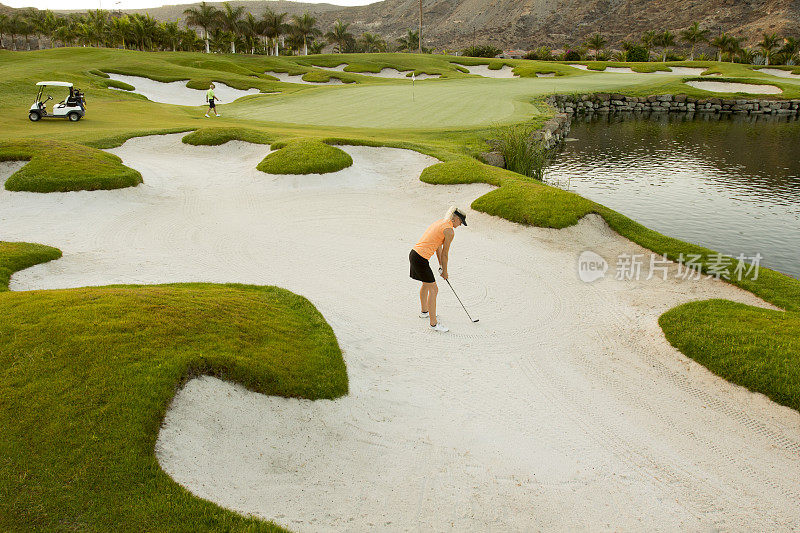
[{"x1": 546, "y1": 113, "x2": 800, "y2": 279}]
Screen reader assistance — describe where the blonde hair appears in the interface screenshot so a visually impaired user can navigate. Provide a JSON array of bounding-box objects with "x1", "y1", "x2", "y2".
[{"x1": 444, "y1": 205, "x2": 460, "y2": 222}]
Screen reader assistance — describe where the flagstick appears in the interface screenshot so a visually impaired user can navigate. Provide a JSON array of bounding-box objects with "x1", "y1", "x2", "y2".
[{"x1": 412, "y1": 72, "x2": 415, "y2": 102}]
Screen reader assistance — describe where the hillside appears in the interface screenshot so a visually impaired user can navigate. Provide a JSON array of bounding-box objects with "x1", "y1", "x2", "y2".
[{"x1": 2, "y1": 0, "x2": 799, "y2": 50}]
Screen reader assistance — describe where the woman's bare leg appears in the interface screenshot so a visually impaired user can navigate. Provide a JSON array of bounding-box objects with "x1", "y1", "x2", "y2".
[
  {"x1": 425, "y1": 282, "x2": 438, "y2": 326},
  {"x1": 419, "y1": 284, "x2": 429, "y2": 313}
]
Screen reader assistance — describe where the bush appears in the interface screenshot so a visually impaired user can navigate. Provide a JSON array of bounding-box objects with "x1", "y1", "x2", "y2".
[
  {"x1": 525, "y1": 46, "x2": 554, "y2": 61},
  {"x1": 626, "y1": 45, "x2": 649, "y2": 62},
  {"x1": 462, "y1": 45, "x2": 502, "y2": 58},
  {"x1": 563, "y1": 50, "x2": 581, "y2": 61},
  {"x1": 490, "y1": 124, "x2": 551, "y2": 181}
]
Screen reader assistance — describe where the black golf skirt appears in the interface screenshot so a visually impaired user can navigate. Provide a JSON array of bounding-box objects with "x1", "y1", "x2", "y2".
[{"x1": 409, "y1": 249, "x2": 435, "y2": 283}]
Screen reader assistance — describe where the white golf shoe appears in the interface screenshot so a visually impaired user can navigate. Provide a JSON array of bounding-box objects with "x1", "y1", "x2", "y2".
[{"x1": 430, "y1": 323, "x2": 449, "y2": 333}]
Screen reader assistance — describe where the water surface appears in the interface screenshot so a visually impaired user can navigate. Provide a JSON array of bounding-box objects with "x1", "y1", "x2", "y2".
[{"x1": 546, "y1": 113, "x2": 800, "y2": 279}]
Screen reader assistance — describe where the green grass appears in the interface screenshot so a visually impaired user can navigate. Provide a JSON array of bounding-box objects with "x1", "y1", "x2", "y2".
[
  {"x1": 0, "y1": 138, "x2": 143, "y2": 192},
  {"x1": 0, "y1": 242, "x2": 347, "y2": 531},
  {"x1": 2, "y1": 49, "x2": 800, "y2": 531},
  {"x1": 257, "y1": 139, "x2": 353, "y2": 174},
  {"x1": 0, "y1": 241, "x2": 62, "y2": 291},
  {"x1": 660, "y1": 300, "x2": 800, "y2": 411},
  {"x1": 181, "y1": 126, "x2": 273, "y2": 146}
]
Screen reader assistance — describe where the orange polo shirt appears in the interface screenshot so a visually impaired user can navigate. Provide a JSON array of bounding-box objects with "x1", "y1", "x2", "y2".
[{"x1": 413, "y1": 218, "x2": 453, "y2": 260}]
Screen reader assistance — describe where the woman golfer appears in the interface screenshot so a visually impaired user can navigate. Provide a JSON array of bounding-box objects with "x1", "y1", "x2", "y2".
[
  {"x1": 205, "y1": 83, "x2": 220, "y2": 117},
  {"x1": 409, "y1": 206, "x2": 467, "y2": 332}
]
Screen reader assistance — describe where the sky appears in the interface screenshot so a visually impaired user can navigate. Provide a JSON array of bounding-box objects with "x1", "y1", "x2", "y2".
[{"x1": 4, "y1": 0, "x2": 376, "y2": 10}]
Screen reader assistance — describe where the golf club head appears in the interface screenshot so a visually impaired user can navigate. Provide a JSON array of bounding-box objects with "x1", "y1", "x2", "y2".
[{"x1": 472, "y1": 319, "x2": 479, "y2": 323}]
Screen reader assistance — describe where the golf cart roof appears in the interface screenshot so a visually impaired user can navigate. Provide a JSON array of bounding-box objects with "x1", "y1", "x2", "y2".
[{"x1": 36, "y1": 81, "x2": 73, "y2": 87}]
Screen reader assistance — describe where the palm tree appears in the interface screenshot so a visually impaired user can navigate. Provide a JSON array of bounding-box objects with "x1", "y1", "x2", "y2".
[
  {"x1": 161, "y1": 20, "x2": 182, "y2": 52},
  {"x1": 218, "y1": 3, "x2": 244, "y2": 53},
  {"x1": 725, "y1": 35, "x2": 744, "y2": 62},
  {"x1": 757, "y1": 33, "x2": 781, "y2": 66},
  {"x1": 128, "y1": 13, "x2": 157, "y2": 51},
  {"x1": 358, "y1": 32, "x2": 386, "y2": 53},
  {"x1": 680, "y1": 22, "x2": 709, "y2": 61},
  {"x1": 40, "y1": 10, "x2": 61, "y2": 49},
  {"x1": 710, "y1": 33, "x2": 727, "y2": 62},
  {"x1": 85, "y1": 10, "x2": 108, "y2": 47},
  {"x1": 397, "y1": 29, "x2": 419, "y2": 52},
  {"x1": 262, "y1": 9, "x2": 287, "y2": 55},
  {"x1": 183, "y1": 2, "x2": 218, "y2": 53},
  {"x1": 712, "y1": 33, "x2": 743, "y2": 62},
  {"x1": 289, "y1": 12, "x2": 319, "y2": 56},
  {"x1": 18, "y1": 16, "x2": 33, "y2": 51},
  {"x1": 584, "y1": 33, "x2": 606, "y2": 58},
  {"x1": 641, "y1": 30, "x2": 657, "y2": 61},
  {"x1": 109, "y1": 15, "x2": 131, "y2": 49},
  {"x1": 654, "y1": 30, "x2": 675, "y2": 61},
  {"x1": 325, "y1": 20, "x2": 354, "y2": 53},
  {"x1": 239, "y1": 13, "x2": 261, "y2": 54},
  {"x1": 779, "y1": 37, "x2": 798, "y2": 65}
]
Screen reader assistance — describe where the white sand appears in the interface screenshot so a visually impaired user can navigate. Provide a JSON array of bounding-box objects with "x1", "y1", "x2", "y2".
[
  {"x1": 461, "y1": 64, "x2": 518, "y2": 78},
  {"x1": 314, "y1": 64, "x2": 441, "y2": 80},
  {"x1": 570, "y1": 65, "x2": 718, "y2": 76},
  {"x1": 264, "y1": 71, "x2": 344, "y2": 85},
  {"x1": 0, "y1": 161, "x2": 26, "y2": 187},
  {"x1": 685, "y1": 80, "x2": 783, "y2": 94},
  {"x1": 106, "y1": 74, "x2": 260, "y2": 106},
  {"x1": 759, "y1": 68, "x2": 800, "y2": 79},
  {"x1": 3, "y1": 134, "x2": 800, "y2": 531},
  {"x1": 536, "y1": 72, "x2": 557, "y2": 77}
]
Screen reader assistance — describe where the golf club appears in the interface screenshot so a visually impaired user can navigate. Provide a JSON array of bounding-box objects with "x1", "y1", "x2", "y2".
[{"x1": 440, "y1": 269, "x2": 478, "y2": 323}]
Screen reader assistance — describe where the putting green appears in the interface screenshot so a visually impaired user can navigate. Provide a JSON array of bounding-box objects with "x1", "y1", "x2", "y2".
[{"x1": 226, "y1": 75, "x2": 672, "y2": 129}]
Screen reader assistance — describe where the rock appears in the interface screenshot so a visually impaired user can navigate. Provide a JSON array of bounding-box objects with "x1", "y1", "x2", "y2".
[{"x1": 479, "y1": 151, "x2": 505, "y2": 168}]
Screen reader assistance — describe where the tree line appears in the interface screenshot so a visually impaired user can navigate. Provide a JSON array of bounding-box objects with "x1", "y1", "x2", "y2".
[
  {"x1": 527, "y1": 24, "x2": 799, "y2": 65},
  {"x1": 0, "y1": 2, "x2": 418, "y2": 55},
  {"x1": 1, "y1": 6, "x2": 797, "y2": 65}
]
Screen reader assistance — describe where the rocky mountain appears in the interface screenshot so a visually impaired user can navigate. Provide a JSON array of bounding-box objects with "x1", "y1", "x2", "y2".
[{"x1": 2, "y1": 0, "x2": 798, "y2": 50}]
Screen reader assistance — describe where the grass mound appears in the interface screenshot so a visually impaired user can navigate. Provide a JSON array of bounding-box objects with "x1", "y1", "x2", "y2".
[
  {"x1": 0, "y1": 241, "x2": 62, "y2": 290},
  {"x1": 182, "y1": 127, "x2": 272, "y2": 146},
  {"x1": 257, "y1": 140, "x2": 353, "y2": 175},
  {"x1": 0, "y1": 243, "x2": 347, "y2": 531},
  {"x1": 1, "y1": 139, "x2": 143, "y2": 193},
  {"x1": 422, "y1": 158, "x2": 800, "y2": 410},
  {"x1": 660, "y1": 300, "x2": 800, "y2": 411}
]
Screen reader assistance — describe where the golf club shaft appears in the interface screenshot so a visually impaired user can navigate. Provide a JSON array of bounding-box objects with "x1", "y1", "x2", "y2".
[{"x1": 446, "y1": 279, "x2": 476, "y2": 322}]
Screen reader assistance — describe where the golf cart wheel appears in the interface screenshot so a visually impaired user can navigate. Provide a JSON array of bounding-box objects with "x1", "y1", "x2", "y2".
[
  {"x1": 68, "y1": 112, "x2": 81, "y2": 122},
  {"x1": 29, "y1": 111, "x2": 41, "y2": 122}
]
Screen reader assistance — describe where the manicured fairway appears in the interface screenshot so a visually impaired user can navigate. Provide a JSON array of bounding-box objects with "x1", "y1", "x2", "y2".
[{"x1": 224, "y1": 74, "x2": 715, "y2": 129}]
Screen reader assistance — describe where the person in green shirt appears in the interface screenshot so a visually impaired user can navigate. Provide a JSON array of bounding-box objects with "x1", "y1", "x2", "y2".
[{"x1": 205, "y1": 83, "x2": 221, "y2": 117}]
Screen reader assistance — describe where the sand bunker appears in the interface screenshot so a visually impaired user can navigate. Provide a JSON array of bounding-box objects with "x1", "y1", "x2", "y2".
[
  {"x1": 314, "y1": 64, "x2": 441, "y2": 79},
  {"x1": 685, "y1": 80, "x2": 783, "y2": 94},
  {"x1": 460, "y1": 64, "x2": 518, "y2": 78},
  {"x1": 569, "y1": 65, "x2": 714, "y2": 76},
  {"x1": 0, "y1": 161, "x2": 26, "y2": 187},
  {"x1": 106, "y1": 74, "x2": 260, "y2": 105},
  {"x1": 264, "y1": 71, "x2": 345, "y2": 85},
  {"x1": 759, "y1": 68, "x2": 800, "y2": 79},
  {"x1": 4, "y1": 133, "x2": 799, "y2": 531}
]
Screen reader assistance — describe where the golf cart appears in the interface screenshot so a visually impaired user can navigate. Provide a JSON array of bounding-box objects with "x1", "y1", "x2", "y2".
[{"x1": 29, "y1": 81, "x2": 86, "y2": 122}]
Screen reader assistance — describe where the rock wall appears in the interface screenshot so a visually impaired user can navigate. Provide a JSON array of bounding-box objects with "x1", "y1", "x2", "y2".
[{"x1": 547, "y1": 93, "x2": 800, "y2": 116}]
